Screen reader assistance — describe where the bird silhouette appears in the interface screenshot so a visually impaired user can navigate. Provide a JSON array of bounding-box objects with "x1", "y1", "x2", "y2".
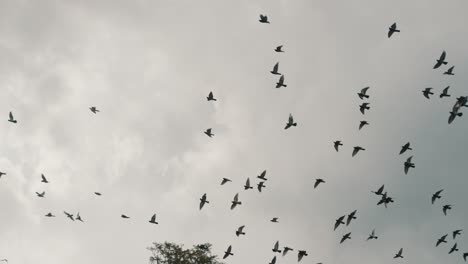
[
  {"x1": 257, "y1": 170, "x2": 267, "y2": 181},
  {"x1": 199, "y1": 193, "x2": 209, "y2": 210},
  {"x1": 275, "y1": 45, "x2": 284, "y2": 52},
  {"x1": 359, "y1": 120, "x2": 369, "y2": 130},
  {"x1": 443, "y1": 205, "x2": 452, "y2": 215},
  {"x1": 207, "y1": 91, "x2": 217, "y2": 101},
  {"x1": 444, "y1": 66, "x2": 455, "y2": 75},
  {"x1": 367, "y1": 229, "x2": 378, "y2": 240},
  {"x1": 334, "y1": 215, "x2": 346, "y2": 230},
  {"x1": 271, "y1": 62, "x2": 281, "y2": 75},
  {"x1": 271, "y1": 217, "x2": 279, "y2": 223},
  {"x1": 121, "y1": 214, "x2": 130, "y2": 219},
  {"x1": 0, "y1": 259, "x2": 7, "y2": 263},
  {"x1": 8, "y1": 111, "x2": 17, "y2": 123},
  {"x1": 94, "y1": 192, "x2": 102, "y2": 196},
  {"x1": 276, "y1": 75, "x2": 287, "y2": 88},
  {"x1": 340, "y1": 232, "x2": 351, "y2": 243},
  {"x1": 314, "y1": 178, "x2": 325, "y2": 189},
  {"x1": 259, "y1": 14, "x2": 270, "y2": 23},
  {"x1": 453, "y1": 229, "x2": 462, "y2": 239},
  {"x1": 221, "y1": 178, "x2": 232, "y2": 185},
  {"x1": 431, "y1": 189, "x2": 443, "y2": 204},
  {"x1": 285, "y1": 114, "x2": 297, "y2": 129},
  {"x1": 64, "y1": 211, "x2": 74, "y2": 221},
  {"x1": 272, "y1": 241, "x2": 282, "y2": 253},
  {"x1": 334, "y1": 141, "x2": 343, "y2": 152},
  {"x1": 423, "y1": 88, "x2": 434, "y2": 99},
  {"x1": 41, "y1": 174, "x2": 48, "y2": 183},
  {"x1": 372, "y1": 184, "x2": 385, "y2": 196},
  {"x1": 433, "y1": 51, "x2": 448, "y2": 69},
  {"x1": 35, "y1": 191, "x2": 45, "y2": 198},
  {"x1": 388, "y1": 23, "x2": 400, "y2": 38},
  {"x1": 359, "y1": 103, "x2": 370, "y2": 114},
  {"x1": 358, "y1": 87, "x2": 370, "y2": 99},
  {"x1": 257, "y1": 181, "x2": 266, "y2": 192},
  {"x1": 0, "y1": 171, "x2": 5, "y2": 178},
  {"x1": 404, "y1": 156, "x2": 415, "y2": 174},
  {"x1": 352, "y1": 146, "x2": 365, "y2": 157},
  {"x1": 244, "y1": 178, "x2": 253, "y2": 190},
  {"x1": 436, "y1": 234, "x2": 448, "y2": 247},
  {"x1": 399, "y1": 142, "x2": 412, "y2": 155},
  {"x1": 235, "y1": 225, "x2": 245, "y2": 236},
  {"x1": 346, "y1": 210, "x2": 357, "y2": 226},
  {"x1": 269, "y1": 256, "x2": 277, "y2": 264},
  {"x1": 463, "y1": 252, "x2": 468, "y2": 262},
  {"x1": 394, "y1": 248, "x2": 403, "y2": 258},
  {"x1": 45, "y1": 212, "x2": 55, "y2": 217},
  {"x1": 204, "y1": 128, "x2": 214, "y2": 137},
  {"x1": 440, "y1": 86, "x2": 451, "y2": 98},
  {"x1": 297, "y1": 250, "x2": 308, "y2": 262},
  {"x1": 282, "y1": 247, "x2": 293, "y2": 257},
  {"x1": 76, "y1": 213, "x2": 84, "y2": 222},
  {"x1": 231, "y1": 193, "x2": 241, "y2": 210},
  {"x1": 149, "y1": 214, "x2": 158, "y2": 224},
  {"x1": 89, "y1": 107, "x2": 99, "y2": 114},
  {"x1": 449, "y1": 243, "x2": 458, "y2": 254},
  {"x1": 223, "y1": 245, "x2": 233, "y2": 259}
]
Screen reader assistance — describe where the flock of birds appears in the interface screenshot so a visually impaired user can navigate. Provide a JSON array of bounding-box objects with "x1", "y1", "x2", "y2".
[{"x1": 1, "y1": 11, "x2": 468, "y2": 264}]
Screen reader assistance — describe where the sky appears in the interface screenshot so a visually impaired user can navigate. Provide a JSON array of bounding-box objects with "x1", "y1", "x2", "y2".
[{"x1": 1, "y1": 0, "x2": 468, "y2": 263}]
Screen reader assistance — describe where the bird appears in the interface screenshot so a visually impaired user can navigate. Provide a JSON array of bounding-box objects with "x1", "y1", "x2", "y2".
[
  {"x1": 404, "y1": 156, "x2": 415, "y2": 174},
  {"x1": 45, "y1": 212, "x2": 55, "y2": 217},
  {"x1": 334, "y1": 141, "x2": 343, "y2": 152},
  {"x1": 440, "y1": 86, "x2": 451, "y2": 98},
  {"x1": 89, "y1": 107, "x2": 99, "y2": 114},
  {"x1": 257, "y1": 181, "x2": 266, "y2": 192},
  {"x1": 454, "y1": 96, "x2": 468, "y2": 110},
  {"x1": 431, "y1": 189, "x2": 443, "y2": 204},
  {"x1": 199, "y1": 193, "x2": 209, "y2": 210},
  {"x1": 443, "y1": 205, "x2": 452, "y2": 216},
  {"x1": 359, "y1": 120, "x2": 369, "y2": 130},
  {"x1": 269, "y1": 256, "x2": 277, "y2": 264},
  {"x1": 276, "y1": 75, "x2": 287, "y2": 88},
  {"x1": 367, "y1": 229, "x2": 378, "y2": 240},
  {"x1": 372, "y1": 185, "x2": 385, "y2": 196},
  {"x1": 0, "y1": 259, "x2": 7, "y2": 263},
  {"x1": 149, "y1": 214, "x2": 158, "y2": 224},
  {"x1": 436, "y1": 234, "x2": 448, "y2": 247},
  {"x1": 204, "y1": 128, "x2": 214, "y2": 137},
  {"x1": 257, "y1": 170, "x2": 267, "y2": 181},
  {"x1": 282, "y1": 247, "x2": 293, "y2": 257},
  {"x1": 206, "y1": 91, "x2": 216, "y2": 101},
  {"x1": 271, "y1": 62, "x2": 281, "y2": 75},
  {"x1": 346, "y1": 210, "x2": 357, "y2": 226},
  {"x1": 35, "y1": 191, "x2": 45, "y2": 198},
  {"x1": 334, "y1": 215, "x2": 346, "y2": 231},
  {"x1": 463, "y1": 252, "x2": 468, "y2": 262},
  {"x1": 359, "y1": 103, "x2": 370, "y2": 114},
  {"x1": 235, "y1": 225, "x2": 245, "y2": 236},
  {"x1": 275, "y1": 45, "x2": 284, "y2": 52},
  {"x1": 221, "y1": 178, "x2": 232, "y2": 185},
  {"x1": 453, "y1": 229, "x2": 463, "y2": 239},
  {"x1": 358, "y1": 87, "x2": 370, "y2": 99},
  {"x1": 399, "y1": 142, "x2": 412, "y2": 155},
  {"x1": 40, "y1": 174, "x2": 48, "y2": 183},
  {"x1": 8, "y1": 111, "x2": 17, "y2": 123},
  {"x1": 64, "y1": 211, "x2": 74, "y2": 221},
  {"x1": 444, "y1": 66, "x2": 455, "y2": 75},
  {"x1": 259, "y1": 14, "x2": 270, "y2": 23},
  {"x1": 244, "y1": 178, "x2": 253, "y2": 190},
  {"x1": 297, "y1": 250, "x2": 308, "y2": 262},
  {"x1": 352, "y1": 146, "x2": 365, "y2": 157},
  {"x1": 388, "y1": 23, "x2": 400, "y2": 38},
  {"x1": 121, "y1": 214, "x2": 130, "y2": 219},
  {"x1": 94, "y1": 192, "x2": 102, "y2": 196},
  {"x1": 0, "y1": 171, "x2": 5, "y2": 178},
  {"x1": 76, "y1": 212, "x2": 84, "y2": 222},
  {"x1": 423, "y1": 88, "x2": 434, "y2": 99},
  {"x1": 394, "y1": 248, "x2": 404, "y2": 258},
  {"x1": 449, "y1": 243, "x2": 458, "y2": 254},
  {"x1": 231, "y1": 193, "x2": 241, "y2": 210},
  {"x1": 271, "y1": 217, "x2": 279, "y2": 223},
  {"x1": 433, "y1": 51, "x2": 448, "y2": 69},
  {"x1": 340, "y1": 232, "x2": 351, "y2": 243},
  {"x1": 272, "y1": 241, "x2": 282, "y2": 253},
  {"x1": 223, "y1": 245, "x2": 233, "y2": 259},
  {"x1": 448, "y1": 111, "x2": 462, "y2": 124},
  {"x1": 314, "y1": 178, "x2": 325, "y2": 189},
  {"x1": 285, "y1": 114, "x2": 297, "y2": 129}
]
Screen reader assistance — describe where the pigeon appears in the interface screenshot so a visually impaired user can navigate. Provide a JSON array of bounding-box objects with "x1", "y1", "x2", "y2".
[
  {"x1": 207, "y1": 91, "x2": 217, "y2": 101},
  {"x1": 399, "y1": 142, "x2": 412, "y2": 155},
  {"x1": 334, "y1": 141, "x2": 343, "y2": 152},
  {"x1": 404, "y1": 156, "x2": 415, "y2": 174},
  {"x1": 464, "y1": 252, "x2": 468, "y2": 262},
  {"x1": 367, "y1": 229, "x2": 378, "y2": 240},
  {"x1": 231, "y1": 193, "x2": 241, "y2": 210},
  {"x1": 45, "y1": 212, "x2": 55, "y2": 217},
  {"x1": 244, "y1": 178, "x2": 253, "y2": 190},
  {"x1": 334, "y1": 215, "x2": 346, "y2": 231},
  {"x1": 372, "y1": 185, "x2": 385, "y2": 196},
  {"x1": 443, "y1": 205, "x2": 452, "y2": 216},
  {"x1": 223, "y1": 245, "x2": 233, "y2": 259},
  {"x1": 359, "y1": 103, "x2": 370, "y2": 114},
  {"x1": 358, "y1": 87, "x2": 370, "y2": 99},
  {"x1": 259, "y1": 14, "x2": 270, "y2": 23},
  {"x1": 433, "y1": 51, "x2": 448, "y2": 69},
  {"x1": 444, "y1": 66, "x2": 455, "y2": 75},
  {"x1": 41, "y1": 174, "x2": 48, "y2": 183},
  {"x1": 453, "y1": 230, "x2": 462, "y2": 239},
  {"x1": 275, "y1": 45, "x2": 284, "y2": 52},
  {"x1": 282, "y1": 247, "x2": 293, "y2": 257},
  {"x1": 346, "y1": 210, "x2": 357, "y2": 226},
  {"x1": 276, "y1": 75, "x2": 287, "y2": 88},
  {"x1": 257, "y1": 181, "x2": 266, "y2": 192},
  {"x1": 94, "y1": 192, "x2": 102, "y2": 196},
  {"x1": 271, "y1": 217, "x2": 279, "y2": 223},
  {"x1": 272, "y1": 241, "x2": 282, "y2": 253},
  {"x1": 340, "y1": 232, "x2": 351, "y2": 243},
  {"x1": 148, "y1": 214, "x2": 158, "y2": 224},
  {"x1": 271, "y1": 62, "x2": 281, "y2": 75},
  {"x1": 394, "y1": 248, "x2": 404, "y2": 258},
  {"x1": 257, "y1": 170, "x2": 267, "y2": 181},
  {"x1": 235, "y1": 225, "x2": 245, "y2": 236},
  {"x1": 423, "y1": 88, "x2": 434, "y2": 99},
  {"x1": 0, "y1": 172, "x2": 5, "y2": 178},
  {"x1": 359, "y1": 121, "x2": 369, "y2": 130},
  {"x1": 8, "y1": 111, "x2": 17, "y2": 123},
  {"x1": 314, "y1": 179, "x2": 325, "y2": 189},
  {"x1": 76, "y1": 213, "x2": 84, "y2": 222},
  {"x1": 431, "y1": 189, "x2": 443, "y2": 204},
  {"x1": 36, "y1": 191, "x2": 45, "y2": 198},
  {"x1": 199, "y1": 193, "x2": 209, "y2": 210},
  {"x1": 436, "y1": 234, "x2": 448, "y2": 246},
  {"x1": 0, "y1": 259, "x2": 7, "y2": 263},
  {"x1": 449, "y1": 243, "x2": 458, "y2": 254},
  {"x1": 64, "y1": 211, "x2": 74, "y2": 221},
  {"x1": 297, "y1": 250, "x2": 308, "y2": 262},
  {"x1": 448, "y1": 111, "x2": 462, "y2": 124},
  {"x1": 221, "y1": 178, "x2": 232, "y2": 185},
  {"x1": 284, "y1": 114, "x2": 297, "y2": 129},
  {"x1": 388, "y1": 23, "x2": 400, "y2": 38},
  {"x1": 269, "y1": 256, "x2": 277, "y2": 264},
  {"x1": 352, "y1": 146, "x2": 365, "y2": 157},
  {"x1": 204, "y1": 128, "x2": 214, "y2": 137},
  {"x1": 440, "y1": 86, "x2": 451, "y2": 98},
  {"x1": 89, "y1": 107, "x2": 99, "y2": 114},
  {"x1": 121, "y1": 214, "x2": 130, "y2": 219}
]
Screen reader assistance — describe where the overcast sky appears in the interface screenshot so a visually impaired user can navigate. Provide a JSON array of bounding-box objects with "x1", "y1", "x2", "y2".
[{"x1": 1, "y1": 0, "x2": 468, "y2": 263}]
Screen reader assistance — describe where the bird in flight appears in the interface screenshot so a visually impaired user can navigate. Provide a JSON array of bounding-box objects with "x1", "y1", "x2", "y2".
[
  {"x1": 334, "y1": 215, "x2": 346, "y2": 231},
  {"x1": 433, "y1": 51, "x2": 448, "y2": 69},
  {"x1": 64, "y1": 211, "x2": 74, "y2": 221},
  {"x1": 0, "y1": 171, "x2": 5, "y2": 178},
  {"x1": 422, "y1": 88, "x2": 434, "y2": 99},
  {"x1": 436, "y1": 234, "x2": 448, "y2": 247},
  {"x1": 271, "y1": 217, "x2": 279, "y2": 223},
  {"x1": 257, "y1": 181, "x2": 266, "y2": 192},
  {"x1": 444, "y1": 66, "x2": 455, "y2": 75},
  {"x1": 271, "y1": 62, "x2": 281, "y2": 75},
  {"x1": 272, "y1": 241, "x2": 282, "y2": 253},
  {"x1": 334, "y1": 141, "x2": 343, "y2": 152},
  {"x1": 399, "y1": 142, "x2": 412, "y2": 155},
  {"x1": 223, "y1": 245, "x2": 233, "y2": 259},
  {"x1": 297, "y1": 250, "x2": 308, "y2": 262},
  {"x1": 0, "y1": 259, "x2": 7, "y2": 263},
  {"x1": 89, "y1": 107, "x2": 99, "y2": 114},
  {"x1": 275, "y1": 45, "x2": 284, "y2": 52},
  {"x1": 257, "y1": 170, "x2": 267, "y2": 181},
  {"x1": 314, "y1": 178, "x2": 325, "y2": 189},
  {"x1": 199, "y1": 193, "x2": 209, "y2": 210},
  {"x1": 359, "y1": 120, "x2": 369, "y2": 130},
  {"x1": 276, "y1": 75, "x2": 287, "y2": 88},
  {"x1": 231, "y1": 193, "x2": 241, "y2": 210},
  {"x1": 431, "y1": 189, "x2": 443, "y2": 204},
  {"x1": 440, "y1": 86, "x2": 451, "y2": 98},
  {"x1": 8, "y1": 111, "x2": 17, "y2": 123},
  {"x1": 269, "y1": 256, "x2": 277, "y2": 264},
  {"x1": 259, "y1": 14, "x2": 270, "y2": 23},
  {"x1": 404, "y1": 156, "x2": 415, "y2": 174},
  {"x1": 204, "y1": 128, "x2": 214, "y2": 137},
  {"x1": 221, "y1": 178, "x2": 232, "y2": 185},
  {"x1": 340, "y1": 232, "x2": 351, "y2": 243},
  {"x1": 394, "y1": 248, "x2": 404, "y2": 258},
  {"x1": 121, "y1": 214, "x2": 130, "y2": 219},
  {"x1": 463, "y1": 252, "x2": 468, "y2": 262},
  {"x1": 244, "y1": 178, "x2": 253, "y2": 190},
  {"x1": 149, "y1": 214, "x2": 158, "y2": 224},
  {"x1": 346, "y1": 210, "x2": 357, "y2": 226},
  {"x1": 443, "y1": 204, "x2": 452, "y2": 215},
  {"x1": 284, "y1": 114, "x2": 297, "y2": 129},
  {"x1": 358, "y1": 87, "x2": 370, "y2": 99},
  {"x1": 282, "y1": 247, "x2": 293, "y2": 257},
  {"x1": 235, "y1": 225, "x2": 245, "y2": 236},
  {"x1": 367, "y1": 229, "x2": 378, "y2": 240},
  {"x1": 76, "y1": 212, "x2": 84, "y2": 222},
  {"x1": 453, "y1": 229, "x2": 462, "y2": 239},
  {"x1": 35, "y1": 191, "x2": 45, "y2": 198},
  {"x1": 94, "y1": 192, "x2": 102, "y2": 196},
  {"x1": 352, "y1": 146, "x2": 365, "y2": 157},
  {"x1": 388, "y1": 23, "x2": 400, "y2": 38},
  {"x1": 449, "y1": 243, "x2": 458, "y2": 254},
  {"x1": 359, "y1": 103, "x2": 370, "y2": 114},
  {"x1": 207, "y1": 91, "x2": 217, "y2": 101},
  {"x1": 45, "y1": 212, "x2": 55, "y2": 217},
  {"x1": 372, "y1": 184, "x2": 385, "y2": 196}
]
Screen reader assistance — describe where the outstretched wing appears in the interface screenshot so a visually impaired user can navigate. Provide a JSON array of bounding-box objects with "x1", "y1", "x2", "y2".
[
  {"x1": 288, "y1": 114, "x2": 293, "y2": 123},
  {"x1": 9, "y1": 112, "x2": 13, "y2": 120}
]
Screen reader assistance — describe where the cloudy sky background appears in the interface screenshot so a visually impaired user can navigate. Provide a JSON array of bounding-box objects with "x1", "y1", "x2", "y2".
[{"x1": 1, "y1": 0, "x2": 468, "y2": 263}]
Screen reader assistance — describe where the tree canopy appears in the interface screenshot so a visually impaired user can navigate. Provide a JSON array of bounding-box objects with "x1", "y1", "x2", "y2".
[{"x1": 147, "y1": 242, "x2": 224, "y2": 264}]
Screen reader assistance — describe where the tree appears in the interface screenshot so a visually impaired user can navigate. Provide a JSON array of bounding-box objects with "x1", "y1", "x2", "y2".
[{"x1": 147, "y1": 242, "x2": 224, "y2": 264}]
